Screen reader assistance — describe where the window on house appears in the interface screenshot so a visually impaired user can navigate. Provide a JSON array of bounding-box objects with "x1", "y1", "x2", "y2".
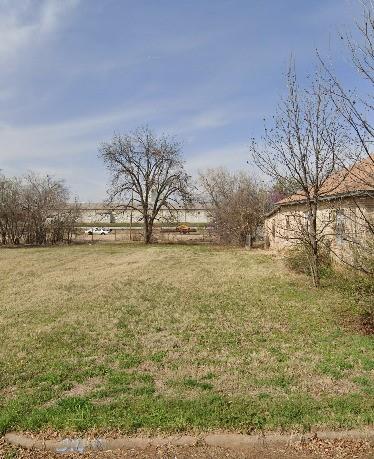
[
  {"x1": 328, "y1": 209, "x2": 336, "y2": 226},
  {"x1": 351, "y1": 208, "x2": 358, "y2": 237},
  {"x1": 335, "y1": 209, "x2": 346, "y2": 243},
  {"x1": 286, "y1": 215, "x2": 290, "y2": 230}
]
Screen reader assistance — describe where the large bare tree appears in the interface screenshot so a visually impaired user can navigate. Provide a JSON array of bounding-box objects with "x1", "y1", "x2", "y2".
[
  {"x1": 100, "y1": 127, "x2": 191, "y2": 243},
  {"x1": 320, "y1": 3, "x2": 374, "y2": 166},
  {"x1": 251, "y1": 65, "x2": 348, "y2": 286},
  {"x1": 318, "y1": 2, "x2": 374, "y2": 273}
]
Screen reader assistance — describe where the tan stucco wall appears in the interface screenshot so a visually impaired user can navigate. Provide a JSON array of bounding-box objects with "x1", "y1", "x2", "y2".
[{"x1": 264, "y1": 197, "x2": 373, "y2": 260}]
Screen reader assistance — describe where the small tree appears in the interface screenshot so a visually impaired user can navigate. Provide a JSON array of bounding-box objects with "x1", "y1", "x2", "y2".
[
  {"x1": 199, "y1": 168, "x2": 269, "y2": 246},
  {"x1": 100, "y1": 127, "x2": 191, "y2": 243},
  {"x1": 251, "y1": 64, "x2": 348, "y2": 286}
]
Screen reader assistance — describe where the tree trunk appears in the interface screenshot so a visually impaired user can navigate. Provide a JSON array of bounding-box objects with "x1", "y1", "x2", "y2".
[
  {"x1": 144, "y1": 216, "x2": 153, "y2": 244},
  {"x1": 308, "y1": 205, "x2": 320, "y2": 287},
  {"x1": 309, "y1": 248, "x2": 320, "y2": 287},
  {"x1": 144, "y1": 229, "x2": 152, "y2": 243}
]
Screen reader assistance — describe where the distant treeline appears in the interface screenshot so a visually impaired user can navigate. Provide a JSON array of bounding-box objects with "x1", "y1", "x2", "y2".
[{"x1": 0, "y1": 173, "x2": 80, "y2": 245}]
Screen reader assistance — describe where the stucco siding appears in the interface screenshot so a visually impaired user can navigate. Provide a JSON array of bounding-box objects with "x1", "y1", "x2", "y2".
[{"x1": 265, "y1": 196, "x2": 373, "y2": 261}]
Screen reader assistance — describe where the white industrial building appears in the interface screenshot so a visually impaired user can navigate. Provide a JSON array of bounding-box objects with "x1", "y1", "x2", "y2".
[{"x1": 77, "y1": 203, "x2": 211, "y2": 225}]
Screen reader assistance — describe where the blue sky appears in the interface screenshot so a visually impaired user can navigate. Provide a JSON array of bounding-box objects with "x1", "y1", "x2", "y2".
[{"x1": 0, "y1": 0, "x2": 363, "y2": 201}]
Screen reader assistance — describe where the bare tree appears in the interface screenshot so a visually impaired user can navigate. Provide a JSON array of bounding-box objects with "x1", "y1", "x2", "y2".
[
  {"x1": 22, "y1": 173, "x2": 71, "y2": 245},
  {"x1": 0, "y1": 172, "x2": 79, "y2": 246},
  {"x1": 251, "y1": 65, "x2": 348, "y2": 286},
  {"x1": 0, "y1": 175, "x2": 26, "y2": 245},
  {"x1": 49, "y1": 198, "x2": 81, "y2": 245},
  {"x1": 268, "y1": 177, "x2": 300, "y2": 204},
  {"x1": 318, "y1": 2, "x2": 374, "y2": 273},
  {"x1": 100, "y1": 127, "x2": 191, "y2": 243},
  {"x1": 320, "y1": 3, "x2": 374, "y2": 165},
  {"x1": 199, "y1": 168, "x2": 270, "y2": 246}
]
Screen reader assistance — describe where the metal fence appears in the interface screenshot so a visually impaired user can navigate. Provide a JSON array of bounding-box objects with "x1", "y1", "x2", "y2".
[{"x1": 74, "y1": 226, "x2": 219, "y2": 244}]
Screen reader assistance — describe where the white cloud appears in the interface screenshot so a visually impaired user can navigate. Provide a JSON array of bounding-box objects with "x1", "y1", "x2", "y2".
[
  {"x1": 0, "y1": 106, "x2": 252, "y2": 201},
  {"x1": 186, "y1": 142, "x2": 251, "y2": 173},
  {"x1": 0, "y1": 93, "x2": 249, "y2": 162},
  {"x1": 0, "y1": 0, "x2": 78, "y2": 64},
  {"x1": 38, "y1": 0, "x2": 79, "y2": 33},
  {"x1": 170, "y1": 110, "x2": 230, "y2": 135},
  {"x1": 0, "y1": 103, "x2": 157, "y2": 161}
]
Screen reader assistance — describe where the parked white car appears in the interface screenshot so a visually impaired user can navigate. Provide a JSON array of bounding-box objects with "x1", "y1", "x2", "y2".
[{"x1": 84, "y1": 227, "x2": 111, "y2": 235}]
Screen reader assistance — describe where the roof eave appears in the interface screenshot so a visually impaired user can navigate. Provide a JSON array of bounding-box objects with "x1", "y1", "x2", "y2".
[{"x1": 274, "y1": 189, "x2": 374, "y2": 207}]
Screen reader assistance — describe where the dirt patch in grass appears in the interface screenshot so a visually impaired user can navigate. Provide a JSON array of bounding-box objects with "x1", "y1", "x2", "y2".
[
  {"x1": 42, "y1": 377, "x2": 103, "y2": 409},
  {"x1": 63, "y1": 377, "x2": 103, "y2": 398},
  {"x1": 91, "y1": 396, "x2": 114, "y2": 406}
]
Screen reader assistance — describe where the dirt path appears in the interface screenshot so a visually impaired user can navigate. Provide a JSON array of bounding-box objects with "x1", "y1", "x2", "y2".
[{"x1": 1, "y1": 438, "x2": 373, "y2": 459}]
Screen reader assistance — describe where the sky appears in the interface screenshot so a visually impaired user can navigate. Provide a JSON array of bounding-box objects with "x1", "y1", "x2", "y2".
[{"x1": 0, "y1": 0, "x2": 365, "y2": 201}]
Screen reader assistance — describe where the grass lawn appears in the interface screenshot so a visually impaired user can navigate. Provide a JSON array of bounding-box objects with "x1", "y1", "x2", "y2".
[{"x1": 0, "y1": 243, "x2": 373, "y2": 435}]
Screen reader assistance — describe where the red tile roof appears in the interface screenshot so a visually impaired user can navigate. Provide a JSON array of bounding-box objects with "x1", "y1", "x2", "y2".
[{"x1": 277, "y1": 157, "x2": 374, "y2": 205}]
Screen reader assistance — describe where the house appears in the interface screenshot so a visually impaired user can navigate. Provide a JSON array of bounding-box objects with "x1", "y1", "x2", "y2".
[{"x1": 264, "y1": 158, "x2": 374, "y2": 262}]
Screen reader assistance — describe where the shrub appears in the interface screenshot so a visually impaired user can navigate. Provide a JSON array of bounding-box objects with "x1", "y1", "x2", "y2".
[
  {"x1": 284, "y1": 243, "x2": 332, "y2": 277},
  {"x1": 351, "y1": 237, "x2": 374, "y2": 275},
  {"x1": 338, "y1": 273, "x2": 374, "y2": 334},
  {"x1": 338, "y1": 240, "x2": 374, "y2": 333},
  {"x1": 354, "y1": 277, "x2": 374, "y2": 334}
]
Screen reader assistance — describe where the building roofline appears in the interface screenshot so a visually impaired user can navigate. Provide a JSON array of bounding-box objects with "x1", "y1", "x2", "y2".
[
  {"x1": 266, "y1": 189, "x2": 373, "y2": 219},
  {"x1": 264, "y1": 206, "x2": 280, "y2": 218}
]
